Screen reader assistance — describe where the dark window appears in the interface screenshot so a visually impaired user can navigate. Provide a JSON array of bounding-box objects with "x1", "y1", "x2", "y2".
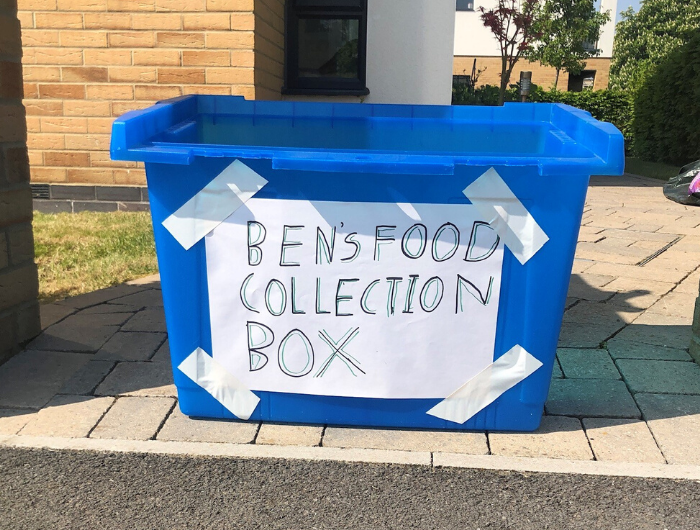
[
  {"x1": 284, "y1": 0, "x2": 369, "y2": 96},
  {"x1": 568, "y1": 70, "x2": 596, "y2": 92},
  {"x1": 456, "y1": 0, "x2": 475, "y2": 11}
]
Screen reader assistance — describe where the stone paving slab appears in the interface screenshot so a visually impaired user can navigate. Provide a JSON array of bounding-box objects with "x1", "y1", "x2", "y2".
[
  {"x1": 27, "y1": 312, "x2": 131, "y2": 353},
  {"x1": 20, "y1": 395, "x2": 114, "y2": 438},
  {"x1": 323, "y1": 427, "x2": 489, "y2": 455},
  {"x1": 613, "y1": 323, "x2": 693, "y2": 351},
  {"x1": 39, "y1": 303, "x2": 75, "y2": 330},
  {"x1": 582, "y1": 418, "x2": 665, "y2": 464},
  {"x1": 256, "y1": 423, "x2": 323, "y2": 447},
  {"x1": 546, "y1": 379, "x2": 640, "y2": 418},
  {"x1": 58, "y1": 360, "x2": 116, "y2": 395},
  {"x1": 151, "y1": 340, "x2": 170, "y2": 363},
  {"x1": 606, "y1": 338, "x2": 692, "y2": 362},
  {"x1": 91, "y1": 397, "x2": 175, "y2": 441},
  {"x1": 94, "y1": 362, "x2": 176, "y2": 398},
  {"x1": 55, "y1": 284, "x2": 149, "y2": 309},
  {"x1": 617, "y1": 359, "x2": 700, "y2": 395},
  {"x1": 635, "y1": 394, "x2": 700, "y2": 465},
  {"x1": 157, "y1": 407, "x2": 259, "y2": 444},
  {"x1": 557, "y1": 348, "x2": 620, "y2": 379},
  {"x1": 121, "y1": 308, "x2": 166, "y2": 333},
  {"x1": 108, "y1": 289, "x2": 163, "y2": 308},
  {"x1": 0, "y1": 409, "x2": 36, "y2": 435},
  {"x1": 488, "y1": 416, "x2": 593, "y2": 460},
  {"x1": 78, "y1": 303, "x2": 142, "y2": 315},
  {"x1": 94, "y1": 331, "x2": 166, "y2": 362},
  {"x1": 0, "y1": 351, "x2": 89, "y2": 409}
]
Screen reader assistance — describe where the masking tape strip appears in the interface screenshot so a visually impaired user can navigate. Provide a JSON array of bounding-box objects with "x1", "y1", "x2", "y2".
[
  {"x1": 463, "y1": 167, "x2": 548, "y2": 265},
  {"x1": 162, "y1": 160, "x2": 268, "y2": 250},
  {"x1": 426, "y1": 345, "x2": 543, "y2": 424},
  {"x1": 178, "y1": 347, "x2": 260, "y2": 420}
]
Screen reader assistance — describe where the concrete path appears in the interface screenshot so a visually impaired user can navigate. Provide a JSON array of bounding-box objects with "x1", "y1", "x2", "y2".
[{"x1": 1, "y1": 173, "x2": 699, "y2": 479}]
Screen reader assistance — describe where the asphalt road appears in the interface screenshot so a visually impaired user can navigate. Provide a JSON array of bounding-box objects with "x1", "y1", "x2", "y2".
[{"x1": 1, "y1": 447, "x2": 699, "y2": 529}]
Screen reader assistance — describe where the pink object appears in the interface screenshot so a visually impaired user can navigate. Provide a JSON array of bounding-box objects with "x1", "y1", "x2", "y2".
[{"x1": 690, "y1": 171, "x2": 700, "y2": 196}]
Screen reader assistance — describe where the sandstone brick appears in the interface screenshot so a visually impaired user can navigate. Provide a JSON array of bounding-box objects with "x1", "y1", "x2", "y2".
[
  {"x1": 108, "y1": 66, "x2": 155, "y2": 83},
  {"x1": 233, "y1": 84, "x2": 255, "y2": 99},
  {"x1": 155, "y1": 0, "x2": 206, "y2": 11},
  {"x1": 56, "y1": 0, "x2": 107, "y2": 10},
  {"x1": 64, "y1": 133, "x2": 110, "y2": 151},
  {"x1": 35, "y1": 12, "x2": 82, "y2": 28},
  {"x1": 107, "y1": 0, "x2": 155, "y2": 11},
  {"x1": 24, "y1": 47, "x2": 83, "y2": 65},
  {"x1": 19, "y1": 0, "x2": 57, "y2": 10},
  {"x1": 60, "y1": 30, "x2": 107, "y2": 48},
  {"x1": 17, "y1": 301, "x2": 41, "y2": 344},
  {"x1": 87, "y1": 117, "x2": 115, "y2": 134},
  {"x1": 86, "y1": 84, "x2": 134, "y2": 100},
  {"x1": 27, "y1": 132, "x2": 64, "y2": 150},
  {"x1": 183, "y1": 12, "x2": 229, "y2": 30},
  {"x1": 38, "y1": 83, "x2": 85, "y2": 99},
  {"x1": 40, "y1": 117, "x2": 88, "y2": 134},
  {"x1": 0, "y1": 104, "x2": 27, "y2": 143},
  {"x1": 205, "y1": 30, "x2": 254, "y2": 49},
  {"x1": 25, "y1": 116, "x2": 41, "y2": 133},
  {"x1": 23, "y1": 82, "x2": 39, "y2": 98},
  {"x1": 3, "y1": 146, "x2": 30, "y2": 184},
  {"x1": 206, "y1": 66, "x2": 254, "y2": 84},
  {"x1": 17, "y1": 11, "x2": 34, "y2": 29},
  {"x1": 134, "y1": 84, "x2": 181, "y2": 100},
  {"x1": 0, "y1": 14, "x2": 23, "y2": 57},
  {"x1": 25, "y1": 100, "x2": 63, "y2": 116},
  {"x1": 0, "y1": 61, "x2": 26, "y2": 98},
  {"x1": 156, "y1": 31, "x2": 205, "y2": 48},
  {"x1": 7, "y1": 223, "x2": 34, "y2": 265},
  {"x1": 28, "y1": 150, "x2": 43, "y2": 166},
  {"x1": 182, "y1": 50, "x2": 229, "y2": 66},
  {"x1": 231, "y1": 12, "x2": 254, "y2": 30},
  {"x1": 83, "y1": 13, "x2": 131, "y2": 29},
  {"x1": 111, "y1": 101, "x2": 152, "y2": 116},
  {"x1": 230, "y1": 49, "x2": 254, "y2": 67},
  {"x1": 84, "y1": 49, "x2": 132, "y2": 66},
  {"x1": 182, "y1": 84, "x2": 230, "y2": 95},
  {"x1": 0, "y1": 263, "x2": 39, "y2": 311},
  {"x1": 133, "y1": 49, "x2": 180, "y2": 66},
  {"x1": 64, "y1": 100, "x2": 110, "y2": 116},
  {"x1": 22, "y1": 65, "x2": 60, "y2": 82},
  {"x1": 43, "y1": 150, "x2": 89, "y2": 167},
  {"x1": 30, "y1": 166, "x2": 67, "y2": 182},
  {"x1": 61, "y1": 67, "x2": 108, "y2": 83},
  {"x1": 66, "y1": 168, "x2": 114, "y2": 184},
  {"x1": 0, "y1": 233, "x2": 8, "y2": 269},
  {"x1": 206, "y1": 0, "x2": 253, "y2": 10},
  {"x1": 108, "y1": 31, "x2": 155, "y2": 48},
  {"x1": 131, "y1": 13, "x2": 181, "y2": 29},
  {"x1": 89, "y1": 151, "x2": 134, "y2": 168},
  {"x1": 157, "y1": 67, "x2": 205, "y2": 84},
  {"x1": 21, "y1": 29, "x2": 59, "y2": 47}
]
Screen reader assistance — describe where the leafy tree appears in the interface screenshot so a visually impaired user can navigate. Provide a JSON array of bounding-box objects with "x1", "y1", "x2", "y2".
[
  {"x1": 610, "y1": 0, "x2": 700, "y2": 91},
  {"x1": 480, "y1": 0, "x2": 541, "y2": 105},
  {"x1": 526, "y1": 0, "x2": 610, "y2": 89}
]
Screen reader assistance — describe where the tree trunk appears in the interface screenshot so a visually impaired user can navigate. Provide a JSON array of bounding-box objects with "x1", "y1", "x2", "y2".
[
  {"x1": 554, "y1": 68, "x2": 560, "y2": 90},
  {"x1": 498, "y1": 57, "x2": 509, "y2": 105}
]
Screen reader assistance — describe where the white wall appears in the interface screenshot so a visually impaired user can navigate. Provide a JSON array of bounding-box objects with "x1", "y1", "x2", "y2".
[
  {"x1": 454, "y1": 0, "x2": 617, "y2": 59},
  {"x1": 364, "y1": 0, "x2": 457, "y2": 105}
]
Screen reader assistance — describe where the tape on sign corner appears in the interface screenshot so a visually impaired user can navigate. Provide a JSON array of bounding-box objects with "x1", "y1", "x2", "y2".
[
  {"x1": 162, "y1": 160, "x2": 268, "y2": 251},
  {"x1": 426, "y1": 345, "x2": 543, "y2": 425},
  {"x1": 178, "y1": 347, "x2": 260, "y2": 421},
  {"x1": 462, "y1": 167, "x2": 549, "y2": 265}
]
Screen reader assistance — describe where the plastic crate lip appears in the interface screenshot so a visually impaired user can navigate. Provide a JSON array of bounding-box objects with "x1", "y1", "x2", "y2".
[{"x1": 110, "y1": 95, "x2": 624, "y2": 177}]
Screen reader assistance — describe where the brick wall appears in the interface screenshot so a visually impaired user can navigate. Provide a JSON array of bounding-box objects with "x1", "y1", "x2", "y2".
[
  {"x1": 453, "y1": 57, "x2": 611, "y2": 91},
  {"x1": 18, "y1": 0, "x2": 285, "y2": 187},
  {"x1": 0, "y1": 1, "x2": 41, "y2": 364}
]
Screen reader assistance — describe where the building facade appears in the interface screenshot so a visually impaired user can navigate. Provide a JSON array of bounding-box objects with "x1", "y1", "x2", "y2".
[
  {"x1": 18, "y1": 0, "x2": 455, "y2": 195},
  {"x1": 453, "y1": 0, "x2": 617, "y2": 91}
]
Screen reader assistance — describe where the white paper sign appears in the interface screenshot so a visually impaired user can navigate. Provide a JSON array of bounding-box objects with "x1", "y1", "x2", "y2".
[{"x1": 205, "y1": 198, "x2": 504, "y2": 400}]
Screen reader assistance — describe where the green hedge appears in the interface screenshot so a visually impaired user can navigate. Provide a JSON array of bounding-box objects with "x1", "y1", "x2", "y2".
[
  {"x1": 452, "y1": 84, "x2": 633, "y2": 146},
  {"x1": 632, "y1": 34, "x2": 700, "y2": 165}
]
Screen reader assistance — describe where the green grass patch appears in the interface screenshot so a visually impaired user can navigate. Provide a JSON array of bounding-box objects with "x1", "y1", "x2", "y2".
[
  {"x1": 625, "y1": 157, "x2": 680, "y2": 181},
  {"x1": 34, "y1": 211, "x2": 158, "y2": 303}
]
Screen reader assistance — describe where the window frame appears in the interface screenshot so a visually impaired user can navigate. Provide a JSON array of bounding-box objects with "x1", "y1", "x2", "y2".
[
  {"x1": 283, "y1": 0, "x2": 370, "y2": 96},
  {"x1": 456, "y1": 0, "x2": 475, "y2": 11}
]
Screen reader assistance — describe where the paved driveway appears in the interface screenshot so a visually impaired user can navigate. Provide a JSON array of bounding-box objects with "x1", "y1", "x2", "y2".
[{"x1": 0, "y1": 173, "x2": 699, "y2": 474}]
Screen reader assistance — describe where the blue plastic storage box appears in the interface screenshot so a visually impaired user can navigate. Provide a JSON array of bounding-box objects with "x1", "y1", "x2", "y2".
[{"x1": 111, "y1": 95, "x2": 623, "y2": 432}]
